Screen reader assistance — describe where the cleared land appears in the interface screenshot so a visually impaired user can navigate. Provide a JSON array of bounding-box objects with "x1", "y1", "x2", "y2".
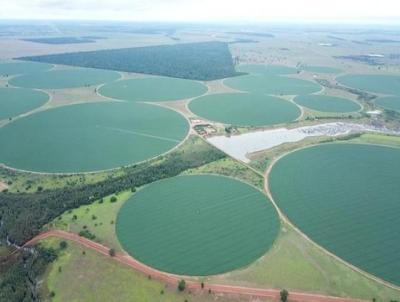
[
  {"x1": 299, "y1": 66, "x2": 342, "y2": 74},
  {"x1": 189, "y1": 93, "x2": 300, "y2": 126},
  {"x1": 18, "y1": 42, "x2": 239, "y2": 80},
  {"x1": 210, "y1": 224, "x2": 400, "y2": 301},
  {"x1": 42, "y1": 238, "x2": 249, "y2": 302},
  {"x1": 0, "y1": 87, "x2": 49, "y2": 120},
  {"x1": 337, "y1": 74, "x2": 400, "y2": 95},
  {"x1": 224, "y1": 74, "x2": 321, "y2": 95},
  {"x1": 375, "y1": 96, "x2": 400, "y2": 112},
  {"x1": 294, "y1": 95, "x2": 361, "y2": 113},
  {"x1": 99, "y1": 77, "x2": 207, "y2": 102},
  {"x1": 0, "y1": 101, "x2": 188, "y2": 173},
  {"x1": 236, "y1": 64, "x2": 298, "y2": 75},
  {"x1": 269, "y1": 143, "x2": 400, "y2": 286},
  {"x1": 116, "y1": 175, "x2": 280, "y2": 276},
  {"x1": 9, "y1": 67, "x2": 120, "y2": 89},
  {"x1": 50, "y1": 191, "x2": 133, "y2": 251},
  {"x1": 0, "y1": 60, "x2": 52, "y2": 76}
]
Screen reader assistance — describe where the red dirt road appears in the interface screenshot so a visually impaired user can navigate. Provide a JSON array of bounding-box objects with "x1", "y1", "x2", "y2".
[{"x1": 25, "y1": 230, "x2": 365, "y2": 302}]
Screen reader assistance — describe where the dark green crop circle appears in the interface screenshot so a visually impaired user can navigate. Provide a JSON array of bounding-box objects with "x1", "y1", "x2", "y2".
[
  {"x1": 269, "y1": 143, "x2": 400, "y2": 285},
  {"x1": 117, "y1": 175, "x2": 280, "y2": 276}
]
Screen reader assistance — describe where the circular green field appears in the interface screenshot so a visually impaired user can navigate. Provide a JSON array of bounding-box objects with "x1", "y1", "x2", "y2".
[
  {"x1": 189, "y1": 93, "x2": 300, "y2": 126},
  {"x1": 0, "y1": 61, "x2": 53, "y2": 76},
  {"x1": 99, "y1": 77, "x2": 208, "y2": 102},
  {"x1": 337, "y1": 74, "x2": 400, "y2": 95},
  {"x1": 9, "y1": 68, "x2": 121, "y2": 89},
  {"x1": 375, "y1": 96, "x2": 400, "y2": 112},
  {"x1": 300, "y1": 66, "x2": 341, "y2": 74},
  {"x1": 117, "y1": 175, "x2": 280, "y2": 276},
  {"x1": 0, "y1": 102, "x2": 188, "y2": 173},
  {"x1": 269, "y1": 143, "x2": 400, "y2": 285},
  {"x1": 224, "y1": 74, "x2": 321, "y2": 95},
  {"x1": 294, "y1": 95, "x2": 361, "y2": 113},
  {"x1": 237, "y1": 64, "x2": 298, "y2": 75},
  {"x1": 0, "y1": 88, "x2": 49, "y2": 120}
]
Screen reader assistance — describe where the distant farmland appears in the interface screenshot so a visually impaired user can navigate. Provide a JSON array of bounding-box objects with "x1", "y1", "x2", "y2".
[
  {"x1": 21, "y1": 36, "x2": 104, "y2": 44},
  {"x1": 18, "y1": 41, "x2": 239, "y2": 81}
]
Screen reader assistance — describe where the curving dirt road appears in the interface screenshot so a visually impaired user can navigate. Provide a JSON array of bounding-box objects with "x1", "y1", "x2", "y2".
[{"x1": 23, "y1": 230, "x2": 366, "y2": 302}]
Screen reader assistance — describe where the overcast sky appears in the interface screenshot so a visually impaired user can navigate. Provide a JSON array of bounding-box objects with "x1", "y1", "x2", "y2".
[{"x1": 1, "y1": 0, "x2": 400, "y2": 23}]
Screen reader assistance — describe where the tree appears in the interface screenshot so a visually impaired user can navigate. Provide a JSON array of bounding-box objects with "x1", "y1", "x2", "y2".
[
  {"x1": 110, "y1": 196, "x2": 118, "y2": 203},
  {"x1": 59, "y1": 241, "x2": 68, "y2": 250},
  {"x1": 178, "y1": 279, "x2": 186, "y2": 292},
  {"x1": 280, "y1": 289, "x2": 289, "y2": 302},
  {"x1": 109, "y1": 248, "x2": 116, "y2": 257}
]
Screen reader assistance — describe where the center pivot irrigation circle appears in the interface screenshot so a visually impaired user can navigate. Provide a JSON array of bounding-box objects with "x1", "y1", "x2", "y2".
[
  {"x1": 0, "y1": 101, "x2": 188, "y2": 173},
  {"x1": 189, "y1": 93, "x2": 301, "y2": 126},
  {"x1": 99, "y1": 77, "x2": 208, "y2": 102},
  {"x1": 269, "y1": 143, "x2": 400, "y2": 285},
  {"x1": 116, "y1": 175, "x2": 280, "y2": 276}
]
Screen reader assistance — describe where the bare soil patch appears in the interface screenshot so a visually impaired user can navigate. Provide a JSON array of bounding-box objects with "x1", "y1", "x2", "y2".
[
  {"x1": 45, "y1": 86, "x2": 109, "y2": 108},
  {"x1": 206, "y1": 79, "x2": 239, "y2": 94},
  {"x1": 0, "y1": 181, "x2": 8, "y2": 192}
]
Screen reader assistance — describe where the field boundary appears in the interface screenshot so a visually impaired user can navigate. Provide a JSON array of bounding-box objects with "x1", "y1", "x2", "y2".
[{"x1": 24, "y1": 230, "x2": 367, "y2": 302}]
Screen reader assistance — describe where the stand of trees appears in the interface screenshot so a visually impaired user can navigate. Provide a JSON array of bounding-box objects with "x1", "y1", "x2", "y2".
[
  {"x1": 19, "y1": 42, "x2": 239, "y2": 81},
  {"x1": 0, "y1": 246, "x2": 57, "y2": 302},
  {"x1": 21, "y1": 37, "x2": 97, "y2": 44}
]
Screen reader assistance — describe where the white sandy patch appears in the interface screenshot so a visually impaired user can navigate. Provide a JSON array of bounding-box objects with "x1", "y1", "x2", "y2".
[
  {"x1": 0, "y1": 181, "x2": 8, "y2": 192},
  {"x1": 367, "y1": 110, "x2": 382, "y2": 115},
  {"x1": 207, "y1": 122, "x2": 400, "y2": 163}
]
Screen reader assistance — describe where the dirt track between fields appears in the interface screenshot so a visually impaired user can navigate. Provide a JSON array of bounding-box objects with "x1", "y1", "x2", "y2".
[{"x1": 25, "y1": 230, "x2": 366, "y2": 302}]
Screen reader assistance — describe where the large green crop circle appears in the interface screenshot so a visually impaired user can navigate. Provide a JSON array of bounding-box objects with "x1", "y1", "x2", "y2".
[
  {"x1": 0, "y1": 101, "x2": 188, "y2": 173},
  {"x1": 0, "y1": 87, "x2": 49, "y2": 120},
  {"x1": 337, "y1": 74, "x2": 400, "y2": 95},
  {"x1": 299, "y1": 66, "x2": 341, "y2": 74},
  {"x1": 224, "y1": 74, "x2": 321, "y2": 95},
  {"x1": 0, "y1": 61, "x2": 53, "y2": 76},
  {"x1": 236, "y1": 64, "x2": 298, "y2": 76},
  {"x1": 9, "y1": 68, "x2": 121, "y2": 89},
  {"x1": 269, "y1": 143, "x2": 400, "y2": 285},
  {"x1": 117, "y1": 175, "x2": 280, "y2": 276},
  {"x1": 294, "y1": 95, "x2": 361, "y2": 113},
  {"x1": 189, "y1": 93, "x2": 300, "y2": 126},
  {"x1": 375, "y1": 96, "x2": 400, "y2": 112},
  {"x1": 99, "y1": 77, "x2": 208, "y2": 102}
]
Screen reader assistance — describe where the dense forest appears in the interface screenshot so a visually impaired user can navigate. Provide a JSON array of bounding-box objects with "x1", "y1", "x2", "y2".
[
  {"x1": 21, "y1": 36, "x2": 99, "y2": 44},
  {"x1": 0, "y1": 246, "x2": 57, "y2": 302},
  {"x1": 0, "y1": 136, "x2": 226, "y2": 245},
  {"x1": 227, "y1": 31, "x2": 274, "y2": 38},
  {"x1": 18, "y1": 41, "x2": 239, "y2": 80}
]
